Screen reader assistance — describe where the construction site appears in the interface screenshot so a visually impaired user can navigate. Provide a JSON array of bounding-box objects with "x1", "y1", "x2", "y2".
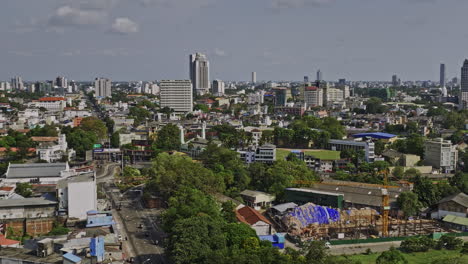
[{"x1": 268, "y1": 177, "x2": 451, "y2": 242}]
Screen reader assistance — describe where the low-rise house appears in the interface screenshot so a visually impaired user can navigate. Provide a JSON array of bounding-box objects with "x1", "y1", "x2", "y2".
[
  {"x1": 431, "y1": 192, "x2": 468, "y2": 219},
  {"x1": 236, "y1": 206, "x2": 272, "y2": 236},
  {"x1": 240, "y1": 190, "x2": 275, "y2": 210},
  {"x1": 442, "y1": 214, "x2": 468, "y2": 231},
  {"x1": 36, "y1": 134, "x2": 75, "y2": 163}
]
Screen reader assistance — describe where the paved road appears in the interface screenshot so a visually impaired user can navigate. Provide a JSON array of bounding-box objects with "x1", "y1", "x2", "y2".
[{"x1": 99, "y1": 162, "x2": 167, "y2": 264}]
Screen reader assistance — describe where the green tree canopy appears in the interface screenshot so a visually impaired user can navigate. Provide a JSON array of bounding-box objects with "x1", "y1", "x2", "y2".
[
  {"x1": 376, "y1": 247, "x2": 408, "y2": 264},
  {"x1": 80, "y1": 116, "x2": 108, "y2": 139},
  {"x1": 145, "y1": 153, "x2": 224, "y2": 198},
  {"x1": 153, "y1": 123, "x2": 181, "y2": 151},
  {"x1": 397, "y1": 192, "x2": 422, "y2": 218}
]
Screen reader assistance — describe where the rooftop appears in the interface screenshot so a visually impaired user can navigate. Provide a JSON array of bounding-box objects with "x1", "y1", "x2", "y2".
[
  {"x1": 352, "y1": 132, "x2": 397, "y2": 139},
  {"x1": 5, "y1": 163, "x2": 68, "y2": 179},
  {"x1": 0, "y1": 247, "x2": 62, "y2": 263},
  {"x1": 0, "y1": 197, "x2": 57, "y2": 208},
  {"x1": 442, "y1": 214, "x2": 468, "y2": 226},
  {"x1": 438, "y1": 192, "x2": 468, "y2": 208},
  {"x1": 236, "y1": 206, "x2": 272, "y2": 225}
]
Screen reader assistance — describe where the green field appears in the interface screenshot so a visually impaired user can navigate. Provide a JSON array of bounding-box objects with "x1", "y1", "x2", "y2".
[
  {"x1": 277, "y1": 149, "x2": 341, "y2": 161},
  {"x1": 338, "y1": 249, "x2": 468, "y2": 264}
]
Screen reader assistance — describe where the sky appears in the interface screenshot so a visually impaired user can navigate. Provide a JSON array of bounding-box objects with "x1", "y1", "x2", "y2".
[{"x1": 1, "y1": 0, "x2": 468, "y2": 82}]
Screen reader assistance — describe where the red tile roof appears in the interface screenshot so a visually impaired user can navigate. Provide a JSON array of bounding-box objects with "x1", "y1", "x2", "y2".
[
  {"x1": 39, "y1": 97, "x2": 65, "y2": 102},
  {"x1": 0, "y1": 234, "x2": 20, "y2": 246},
  {"x1": 31, "y1": 137, "x2": 58, "y2": 142},
  {"x1": 0, "y1": 186, "x2": 14, "y2": 191},
  {"x1": 236, "y1": 206, "x2": 271, "y2": 226}
]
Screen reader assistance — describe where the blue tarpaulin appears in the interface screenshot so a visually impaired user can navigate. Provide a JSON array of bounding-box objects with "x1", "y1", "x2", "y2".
[{"x1": 287, "y1": 204, "x2": 340, "y2": 226}]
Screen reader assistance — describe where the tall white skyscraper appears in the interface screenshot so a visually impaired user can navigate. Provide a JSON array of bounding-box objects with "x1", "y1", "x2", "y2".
[
  {"x1": 11, "y1": 76, "x2": 24, "y2": 90},
  {"x1": 94, "y1": 78, "x2": 112, "y2": 98},
  {"x1": 212, "y1": 79, "x2": 225, "y2": 96},
  {"x1": 160, "y1": 80, "x2": 193, "y2": 112},
  {"x1": 440, "y1": 63, "x2": 446, "y2": 87},
  {"x1": 460, "y1": 60, "x2": 468, "y2": 109},
  {"x1": 189, "y1": 53, "x2": 210, "y2": 95},
  {"x1": 316, "y1": 70, "x2": 323, "y2": 81},
  {"x1": 252, "y1": 72, "x2": 257, "y2": 83}
]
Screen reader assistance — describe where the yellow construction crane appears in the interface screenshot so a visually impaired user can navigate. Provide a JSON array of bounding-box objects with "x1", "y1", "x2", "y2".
[{"x1": 380, "y1": 169, "x2": 390, "y2": 237}]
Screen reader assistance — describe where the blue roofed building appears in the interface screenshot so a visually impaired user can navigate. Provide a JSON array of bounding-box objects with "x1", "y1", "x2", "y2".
[
  {"x1": 258, "y1": 233, "x2": 286, "y2": 249},
  {"x1": 352, "y1": 132, "x2": 397, "y2": 142},
  {"x1": 63, "y1": 252, "x2": 82, "y2": 264}
]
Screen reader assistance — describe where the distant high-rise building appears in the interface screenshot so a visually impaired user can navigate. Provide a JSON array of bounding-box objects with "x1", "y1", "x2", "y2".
[
  {"x1": 212, "y1": 79, "x2": 225, "y2": 96},
  {"x1": 304, "y1": 76, "x2": 309, "y2": 83},
  {"x1": 189, "y1": 53, "x2": 210, "y2": 95},
  {"x1": 316, "y1": 70, "x2": 323, "y2": 81},
  {"x1": 440, "y1": 63, "x2": 446, "y2": 88},
  {"x1": 11, "y1": 76, "x2": 24, "y2": 90},
  {"x1": 460, "y1": 59, "x2": 468, "y2": 109},
  {"x1": 391, "y1": 74, "x2": 399, "y2": 87},
  {"x1": 94, "y1": 78, "x2": 112, "y2": 98},
  {"x1": 273, "y1": 87, "x2": 291, "y2": 106},
  {"x1": 55, "y1": 76, "x2": 68, "y2": 88},
  {"x1": 338, "y1": 79, "x2": 346, "y2": 86},
  {"x1": 160, "y1": 80, "x2": 193, "y2": 112},
  {"x1": 252, "y1": 72, "x2": 257, "y2": 83}
]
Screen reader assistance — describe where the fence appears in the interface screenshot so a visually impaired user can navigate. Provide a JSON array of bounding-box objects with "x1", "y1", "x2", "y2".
[{"x1": 329, "y1": 231, "x2": 468, "y2": 246}]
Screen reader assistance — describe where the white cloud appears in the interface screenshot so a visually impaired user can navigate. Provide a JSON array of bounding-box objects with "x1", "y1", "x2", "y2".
[
  {"x1": 110, "y1": 17, "x2": 139, "y2": 34},
  {"x1": 271, "y1": 0, "x2": 334, "y2": 9},
  {"x1": 48, "y1": 5, "x2": 108, "y2": 28},
  {"x1": 213, "y1": 48, "x2": 227, "y2": 57}
]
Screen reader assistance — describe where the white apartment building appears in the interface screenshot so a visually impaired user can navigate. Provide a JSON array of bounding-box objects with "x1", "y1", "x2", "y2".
[
  {"x1": 36, "y1": 134, "x2": 75, "y2": 163},
  {"x1": 325, "y1": 87, "x2": 344, "y2": 103},
  {"x1": 424, "y1": 138, "x2": 458, "y2": 173},
  {"x1": 304, "y1": 86, "x2": 323, "y2": 107},
  {"x1": 212, "y1": 79, "x2": 225, "y2": 96},
  {"x1": 29, "y1": 97, "x2": 66, "y2": 111},
  {"x1": 57, "y1": 172, "x2": 97, "y2": 220},
  {"x1": 95, "y1": 77, "x2": 112, "y2": 98},
  {"x1": 248, "y1": 90, "x2": 265, "y2": 104},
  {"x1": 327, "y1": 139, "x2": 375, "y2": 162},
  {"x1": 238, "y1": 144, "x2": 276, "y2": 164},
  {"x1": 160, "y1": 80, "x2": 193, "y2": 112}
]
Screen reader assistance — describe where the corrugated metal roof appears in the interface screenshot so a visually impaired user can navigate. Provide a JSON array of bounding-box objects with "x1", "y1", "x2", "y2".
[
  {"x1": 6, "y1": 163, "x2": 67, "y2": 178},
  {"x1": 0, "y1": 197, "x2": 57, "y2": 208},
  {"x1": 62, "y1": 253, "x2": 81, "y2": 263},
  {"x1": 442, "y1": 214, "x2": 468, "y2": 226}
]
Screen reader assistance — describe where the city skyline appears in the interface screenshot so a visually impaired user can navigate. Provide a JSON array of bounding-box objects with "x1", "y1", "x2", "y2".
[{"x1": 2, "y1": 1, "x2": 468, "y2": 81}]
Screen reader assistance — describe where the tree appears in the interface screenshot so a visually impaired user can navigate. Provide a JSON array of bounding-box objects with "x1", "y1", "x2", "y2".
[
  {"x1": 167, "y1": 214, "x2": 227, "y2": 264},
  {"x1": 376, "y1": 247, "x2": 408, "y2": 264},
  {"x1": 265, "y1": 160, "x2": 317, "y2": 199},
  {"x1": 223, "y1": 222, "x2": 258, "y2": 247},
  {"x1": 397, "y1": 192, "x2": 422, "y2": 218},
  {"x1": 162, "y1": 187, "x2": 221, "y2": 232},
  {"x1": 80, "y1": 117, "x2": 108, "y2": 139},
  {"x1": 221, "y1": 201, "x2": 237, "y2": 223},
  {"x1": 65, "y1": 128, "x2": 98, "y2": 157},
  {"x1": 450, "y1": 172, "x2": 468, "y2": 194},
  {"x1": 153, "y1": 124, "x2": 181, "y2": 151},
  {"x1": 145, "y1": 153, "x2": 224, "y2": 198},
  {"x1": 411, "y1": 175, "x2": 440, "y2": 207},
  {"x1": 392, "y1": 166, "x2": 404, "y2": 180},
  {"x1": 110, "y1": 131, "x2": 120, "y2": 148},
  {"x1": 400, "y1": 236, "x2": 435, "y2": 252},
  {"x1": 304, "y1": 241, "x2": 328, "y2": 264},
  {"x1": 15, "y1": 182, "x2": 32, "y2": 197},
  {"x1": 122, "y1": 166, "x2": 140, "y2": 179},
  {"x1": 436, "y1": 235, "x2": 463, "y2": 250},
  {"x1": 129, "y1": 106, "x2": 151, "y2": 125}
]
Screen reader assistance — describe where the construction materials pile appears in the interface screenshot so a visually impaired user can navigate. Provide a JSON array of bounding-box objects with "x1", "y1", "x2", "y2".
[{"x1": 282, "y1": 203, "x2": 378, "y2": 236}]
